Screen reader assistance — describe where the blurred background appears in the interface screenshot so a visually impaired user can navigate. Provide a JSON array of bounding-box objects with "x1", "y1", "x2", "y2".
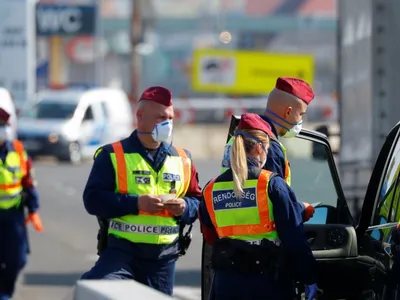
[
  {"x1": 32, "y1": 0, "x2": 338, "y2": 124},
  {"x1": 4, "y1": 0, "x2": 400, "y2": 299}
]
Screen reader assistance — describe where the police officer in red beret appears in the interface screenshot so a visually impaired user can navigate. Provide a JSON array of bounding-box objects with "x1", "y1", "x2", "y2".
[
  {"x1": 0, "y1": 108, "x2": 43, "y2": 300},
  {"x1": 221, "y1": 77, "x2": 316, "y2": 221},
  {"x1": 200, "y1": 113, "x2": 317, "y2": 300},
  {"x1": 81, "y1": 86, "x2": 202, "y2": 296}
]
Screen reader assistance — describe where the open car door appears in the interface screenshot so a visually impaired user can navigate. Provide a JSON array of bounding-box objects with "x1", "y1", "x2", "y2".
[
  {"x1": 353, "y1": 121, "x2": 400, "y2": 298},
  {"x1": 201, "y1": 116, "x2": 400, "y2": 299}
]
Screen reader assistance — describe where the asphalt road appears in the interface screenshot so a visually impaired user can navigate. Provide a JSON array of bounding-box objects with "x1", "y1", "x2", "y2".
[{"x1": 13, "y1": 158, "x2": 218, "y2": 300}]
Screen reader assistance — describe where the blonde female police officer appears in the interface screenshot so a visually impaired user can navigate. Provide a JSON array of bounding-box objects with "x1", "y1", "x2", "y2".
[{"x1": 199, "y1": 113, "x2": 318, "y2": 300}]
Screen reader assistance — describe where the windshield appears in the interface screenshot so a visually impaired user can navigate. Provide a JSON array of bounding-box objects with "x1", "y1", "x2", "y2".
[
  {"x1": 21, "y1": 101, "x2": 77, "y2": 120},
  {"x1": 281, "y1": 136, "x2": 342, "y2": 225}
]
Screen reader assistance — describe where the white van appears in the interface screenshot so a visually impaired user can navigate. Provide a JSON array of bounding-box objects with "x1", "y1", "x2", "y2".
[
  {"x1": 0, "y1": 87, "x2": 18, "y2": 140},
  {"x1": 17, "y1": 88, "x2": 133, "y2": 164}
]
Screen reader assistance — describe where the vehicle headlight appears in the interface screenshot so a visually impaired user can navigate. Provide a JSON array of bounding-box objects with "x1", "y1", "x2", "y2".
[{"x1": 48, "y1": 133, "x2": 59, "y2": 143}]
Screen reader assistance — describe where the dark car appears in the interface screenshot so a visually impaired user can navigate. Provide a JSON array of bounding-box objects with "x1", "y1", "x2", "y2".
[{"x1": 201, "y1": 115, "x2": 400, "y2": 300}]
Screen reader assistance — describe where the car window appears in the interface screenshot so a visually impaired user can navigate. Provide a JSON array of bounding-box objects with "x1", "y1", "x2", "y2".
[
  {"x1": 22, "y1": 101, "x2": 77, "y2": 119},
  {"x1": 369, "y1": 141, "x2": 400, "y2": 242},
  {"x1": 83, "y1": 105, "x2": 94, "y2": 121},
  {"x1": 281, "y1": 137, "x2": 340, "y2": 225}
]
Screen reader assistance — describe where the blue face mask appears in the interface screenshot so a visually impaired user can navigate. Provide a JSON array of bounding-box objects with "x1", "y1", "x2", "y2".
[{"x1": 265, "y1": 109, "x2": 303, "y2": 138}]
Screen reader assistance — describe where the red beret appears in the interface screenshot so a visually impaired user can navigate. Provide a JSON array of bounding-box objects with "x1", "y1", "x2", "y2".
[
  {"x1": 139, "y1": 86, "x2": 172, "y2": 107},
  {"x1": 0, "y1": 108, "x2": 10, "y2": 124},
  {"x1": 276, "y1": 77, "x2": 314, "y2": 104},
  {"x1": 238, "y1": 113, "x2": 273, "y2": 137}
]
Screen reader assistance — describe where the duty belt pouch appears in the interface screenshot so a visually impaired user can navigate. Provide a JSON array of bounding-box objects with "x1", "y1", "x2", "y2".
[
  {"x1": 212, "y1": 238, "x2": 281, "y2": 276},
  {"x1": 96, "y1": 217, "x2": 109, "y2": 255}
]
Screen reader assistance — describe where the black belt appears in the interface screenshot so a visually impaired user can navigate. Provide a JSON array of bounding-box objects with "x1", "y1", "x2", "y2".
[{"x1": 211, "y1": 238, "x2": 283, "y2": 276}]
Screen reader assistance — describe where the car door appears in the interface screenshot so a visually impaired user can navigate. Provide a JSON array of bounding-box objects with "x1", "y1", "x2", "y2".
[
  {"x1": 357, "y1": 121, "x2": 400, "y2": 274},
  {"x1": 201, "y1": 115, "x2": 357, "y2": 299}
]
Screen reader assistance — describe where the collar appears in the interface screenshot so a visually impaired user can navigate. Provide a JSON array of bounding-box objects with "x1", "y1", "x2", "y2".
[
  {"x1": 130, "y1": 130, "x2": 171, "y2": 155},
  {"x1": 247, "y1": 157, "x2": 259, "y2": 167},
  {"x1": 260, "y1": 115, "x2": 279, "y2": 138},
  {"x1": 0, "y1": 141, "x2": 11, "y2": 152}
]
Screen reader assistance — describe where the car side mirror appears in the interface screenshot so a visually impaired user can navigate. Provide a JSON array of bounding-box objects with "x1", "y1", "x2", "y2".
[{"x1": 306, "y1": 206, "x2": 328, "y2": 224}]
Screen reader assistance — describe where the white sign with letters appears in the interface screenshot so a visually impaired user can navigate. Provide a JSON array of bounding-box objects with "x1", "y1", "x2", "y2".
[{"x1": 0, "y1": 0, "x2": 36, "y2": 104}]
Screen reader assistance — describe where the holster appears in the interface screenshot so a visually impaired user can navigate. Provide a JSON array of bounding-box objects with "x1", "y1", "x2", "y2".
[
  {"x1": 211, "y1": 238, "x2": 283, "y2": 278},
  {"x1": 178, "y1": 224, "x2": 193, "y2": 256},
  {"x1": 96, "y1": 217, "x2": 109, "y2": 255}
]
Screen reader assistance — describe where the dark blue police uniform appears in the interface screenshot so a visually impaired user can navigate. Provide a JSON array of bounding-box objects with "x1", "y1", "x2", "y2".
[
  {"x1": 260, "y1": 116, "x2": 287, "y2": 179},
  {"x1": 0, "y1": 142, "x2": 39, "y2": 300},
  {"x1": 199, "y1": 162, "x2": 316, "y2": 300},
  {"x1": 81, "y1": 131, "x2": 202, "y2": 295}
]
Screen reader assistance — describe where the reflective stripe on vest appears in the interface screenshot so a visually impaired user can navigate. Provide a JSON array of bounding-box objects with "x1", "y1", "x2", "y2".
[
  {"x1": 221, "y1": 136, "x2": 291, "y2": 186},
  {"x1": 0, "y1": 140, "x2": 27, "y2": 210},
  {"x1": 107, "y1": 141, "x2": 192, "y2": 244},
  {"x1": 278, "y1": 141, "x2": 291, "y2": 186},
  {"x1": 204, "y1": 169, "x2": 279, "y2": 242}
]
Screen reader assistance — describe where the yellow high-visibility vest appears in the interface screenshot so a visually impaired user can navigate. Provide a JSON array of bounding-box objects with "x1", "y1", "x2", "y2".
[
  {"x1": 99, "y1": 141, "x2": 192, "y2": 244},
  {"x1": 0, "y1": 140, "x2": 28, "y2": 210}
]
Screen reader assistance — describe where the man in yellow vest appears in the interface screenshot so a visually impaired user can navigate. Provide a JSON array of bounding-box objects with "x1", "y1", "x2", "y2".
[
  {"x1": 0, "y1": 108, "x2": 43, "y2": 300},
  {"x1": 81, "y1": 86, "x2": 202, "y2": 296},
  {"x1": 221, "y1": 77, "x2": 316, "y2": 222}
]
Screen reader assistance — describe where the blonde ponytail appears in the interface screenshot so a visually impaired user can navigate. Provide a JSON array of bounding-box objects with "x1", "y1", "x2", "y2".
[
  {"x1": 230, "y1": 129, "x2": 270, "y2": 199},
  {"x1": 231, "y1": 134, "x2": 248, "y2": 199}
]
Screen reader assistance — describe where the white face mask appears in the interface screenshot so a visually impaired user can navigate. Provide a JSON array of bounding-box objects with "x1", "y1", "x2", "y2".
[
  {"x1": 261, "y1": 146, "x2": 268, "y2": 167},
  {"x1": 283, "y1": 121, "x2": 303, "y2": 138},
  {"x1": 151, "y1": 120, "x2": 173, "y2": 142},
  {"x1": 0, "y1": 126, "x2": 12, "y2": 141}
]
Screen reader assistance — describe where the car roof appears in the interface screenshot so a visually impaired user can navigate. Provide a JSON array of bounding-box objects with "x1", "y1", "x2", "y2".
[{"x1": 36, "y1": 88, "x2": 127, "y2": 104}]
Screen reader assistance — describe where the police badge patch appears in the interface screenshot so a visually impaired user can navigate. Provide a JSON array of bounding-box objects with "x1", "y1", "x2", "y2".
[
  {"x1": 162, "y1": 173, "x2": 181, "y2": 182},
  {"x1": 135, "y1": 176, "x2": 150, "y2": 184}
]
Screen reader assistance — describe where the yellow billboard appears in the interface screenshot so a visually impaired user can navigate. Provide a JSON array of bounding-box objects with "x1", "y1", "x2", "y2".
[{"x1": 191, "y1": 48, "x2": 314, "y2": 95}]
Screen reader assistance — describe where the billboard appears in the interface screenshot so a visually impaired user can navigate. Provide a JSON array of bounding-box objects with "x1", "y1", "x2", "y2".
[{"x1": 191, "y1": 48, "x2": 314, "y2": 95}]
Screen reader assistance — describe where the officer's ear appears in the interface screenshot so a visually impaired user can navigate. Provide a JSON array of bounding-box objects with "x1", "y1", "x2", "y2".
[
  {"x1": 254, "y1": 142, "x2": 264, "y2": 156},
  {"x1": 284, "y1": 106, "x2": 293, "y2": 118},
  {"x1": 136, "y1": 109, "x2": 143, "y2": 122}
]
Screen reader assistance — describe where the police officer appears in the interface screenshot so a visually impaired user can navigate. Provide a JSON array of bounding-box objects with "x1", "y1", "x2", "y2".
[
  {"x1": 81, "y1": 86, "x2": 202, "y2": 296},
  {"x1": 200, "y1": 113, "x2": 317, "y2": 300},
  {"x1": 0, "y1": 108, "x2": 43, "y2": 300},
  {"x1": 221, "y1": 77, "x2": 315, "y2": 221}
]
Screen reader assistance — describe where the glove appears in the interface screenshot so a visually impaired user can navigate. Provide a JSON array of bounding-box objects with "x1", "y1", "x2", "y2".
[
  {"x1": 305, "y1": 283, "x2": 318, "y2": 300},
  {"x1": 25, "y1": 212, "x2": 44, "y2": 232},
  {"x1": 302, "y1": 202, "x2": 315, "y2": 222}
]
